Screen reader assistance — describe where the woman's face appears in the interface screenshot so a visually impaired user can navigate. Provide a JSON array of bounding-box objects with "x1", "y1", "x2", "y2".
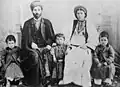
[{"x1": 76, "y1": 10, "x2": 85, "y2": 21}]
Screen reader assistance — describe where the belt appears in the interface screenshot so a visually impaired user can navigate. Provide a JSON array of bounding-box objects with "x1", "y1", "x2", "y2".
[{"x1": 57, "y1": 59, "x2": 63, "y2": 62}]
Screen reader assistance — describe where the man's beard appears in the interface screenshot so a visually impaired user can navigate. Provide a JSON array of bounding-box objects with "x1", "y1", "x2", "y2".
[{"x1": 33, "y1": 13, "x2": 42, "y2": 19}]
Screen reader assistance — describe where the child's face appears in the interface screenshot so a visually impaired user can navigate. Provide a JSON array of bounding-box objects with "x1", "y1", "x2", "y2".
[
  {"x1": 56, "y1": 37, "x2": 64, "y2": 45},
  {"x1": 99, "y1": 37, "x2": 108, "y2": 46},
  {"x1": 7, "y1": 40, "x2": 15, "y2": 49}
]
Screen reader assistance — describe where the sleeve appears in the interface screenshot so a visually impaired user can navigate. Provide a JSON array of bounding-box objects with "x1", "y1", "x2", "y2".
[
  {"x1": 93, "y1": 46, "x2": 100, "y2": 64},
  {"x1": 22, "y1": 21, "x2": 33, "y2": 51},
  {"x1": 108, "y1": 45, "x2": 115, "y2": 62},
  {"x1": 46, "y1": 20, "x2": 55, "y2": 46},
  {"x1": 0, "y1": 49, "x2": 7, "y2": 66},
  {"x1": 86, "y1": 22, "x2": 99, "y2": 50}
]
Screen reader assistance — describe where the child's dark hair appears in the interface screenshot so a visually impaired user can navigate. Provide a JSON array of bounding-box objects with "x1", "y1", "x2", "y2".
[
  {"x1": 55, "y1": 33, "x2": 65, "y2": 40},
  {"x1": 5, "y1": 35, "x2": 16, "y2": 43},
  {"x1": 99, "y1": 31, "x2": 109, "y2": 40}
]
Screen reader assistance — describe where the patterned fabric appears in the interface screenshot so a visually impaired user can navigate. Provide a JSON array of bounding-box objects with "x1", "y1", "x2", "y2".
[
  {"x1": 1, "y1": 46, "x2": 24, "y2": 81},
  {"x1": 5, "y1": 63, "x2": 23, "y2": 81},
  {"x1": 53, "y1": 45, "x2": 67, "y2": 60},
  {"x1": 51, "y1": 44, "x2": 67, "y2": 80}
]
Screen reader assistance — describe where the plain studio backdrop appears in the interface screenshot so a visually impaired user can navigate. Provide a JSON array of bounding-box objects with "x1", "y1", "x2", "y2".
[{"x1": 0, "y1": 0, "x2": 120, "y2": 52}]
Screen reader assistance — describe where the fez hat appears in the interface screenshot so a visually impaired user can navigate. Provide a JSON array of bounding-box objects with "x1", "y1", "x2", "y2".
[
  {"x1": 74, "y1": 5, "x2": 87, "y2": 18},
  {"x1": 30, "y1": 0, "x2": 43, "y2": 11}
]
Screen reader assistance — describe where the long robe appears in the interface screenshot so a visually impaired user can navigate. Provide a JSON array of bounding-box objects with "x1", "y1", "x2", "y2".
[
  {"x1": 63, "y1": 20, "x2": 99, "y2": 87},
  {"x1": 21, "y1": 17, "x2": 55, "y2": 86}
]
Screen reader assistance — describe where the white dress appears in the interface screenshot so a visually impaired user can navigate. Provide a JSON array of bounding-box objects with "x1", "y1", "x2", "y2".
[{"x1": 63, "y1": 22, "x2": 98, "y2": 87}]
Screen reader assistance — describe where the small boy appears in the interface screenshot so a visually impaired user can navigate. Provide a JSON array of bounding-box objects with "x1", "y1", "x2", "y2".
[
  {"x1": 50, "y1": 33, "x2": 69, "y2": 85},
  {"x1": 93, "y1": 31, "x2": 115, "y2": 87},
  {"x1": 0, "y1": 35, "x2": 24, "y2": 87}
]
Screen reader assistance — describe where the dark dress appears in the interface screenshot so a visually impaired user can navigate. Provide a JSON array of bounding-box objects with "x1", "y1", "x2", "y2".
[
  {"x1": 21, "y1": 17, "x2": 55, "y2": 86},
  {"x1": 1, "y1": 46, "x2": 23, "y2": 81}
]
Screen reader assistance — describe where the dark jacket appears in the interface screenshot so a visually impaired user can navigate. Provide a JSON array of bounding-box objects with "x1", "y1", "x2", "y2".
[
  {"x1": 21, "y1": 17, "x2": 55, "y2": 86},
  {"x1": 94, "y1": 44, "x2": 115, "y2": 65},
  {"x1": 21, "y1": 18, "x2": 55, "y2": 52},
  {"x1": 0, "y1": 46, "x2": 20, "y2": 70}
]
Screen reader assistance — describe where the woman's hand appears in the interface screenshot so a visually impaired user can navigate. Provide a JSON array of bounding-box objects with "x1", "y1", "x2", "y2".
[
  {"x1": 31, "y1": 42, "x2": 38, "y2": 49},
  {"x1": 80, "y1": 44, "x2": 87, "y2": 49}
]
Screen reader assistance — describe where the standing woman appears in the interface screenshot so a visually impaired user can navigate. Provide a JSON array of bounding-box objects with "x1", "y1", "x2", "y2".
[{"x1": 63, "y1": 5, "x2": 99, "y2": 87}]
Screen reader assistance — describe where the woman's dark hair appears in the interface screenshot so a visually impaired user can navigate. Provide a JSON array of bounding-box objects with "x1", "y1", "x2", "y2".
[
  {"x1": 74, "y1": 5, "x2": 87, "y2": 19},
  {"x1": 5, "y1": 35, "x2": 16, "y2": 43},
  {"x1": 55, "y1": 33, "x2": 65, "y2": 40},
  {"x1": 99, "y1": 31, "x2": 109, "y2": 40}
]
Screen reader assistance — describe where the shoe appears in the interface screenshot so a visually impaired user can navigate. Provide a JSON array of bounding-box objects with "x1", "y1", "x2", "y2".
[
  {"x1": 47, "y1": 84, "x2": 51, "y2": 87},
  {"x1": 59, "y1": 80, "x2": 64, "y2": 84}
]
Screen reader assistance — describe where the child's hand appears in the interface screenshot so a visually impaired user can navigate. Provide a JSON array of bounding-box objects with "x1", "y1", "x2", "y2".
[
  {"x1": 50, "y1": 49, "x2": 54, "y2": 55},
  {"x1": 65, "y1": 48, "x2": 71, "y2": 55},
  {"x1": 46, "y1": 45, "x2": 51, "y2": 50},
  {"x1": 52, "y1": 43, "x2": 57, "y2": 46},
  {"x1": 106, "y1": 59, "x2": 112, "y2": 65}
]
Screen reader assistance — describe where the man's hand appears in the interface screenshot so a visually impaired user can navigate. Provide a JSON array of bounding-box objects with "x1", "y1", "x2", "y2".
[
  {"x1": 31, "y1": 42, "x2": 38, "y2": 49},
  {"x1": 46, "y1": 45, "x2": 51, "y2": 50},
  {"x1": 103, "y1": 62, "x2": 108, "y2": 66},
  {"x1": 97, "y1": 63, "x2": 102, "y2": 67}
]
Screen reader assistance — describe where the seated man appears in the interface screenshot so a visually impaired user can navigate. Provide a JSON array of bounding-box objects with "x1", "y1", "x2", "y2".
[{"x1": 21, "y1": 1, "x2": 55, "y2": 86}]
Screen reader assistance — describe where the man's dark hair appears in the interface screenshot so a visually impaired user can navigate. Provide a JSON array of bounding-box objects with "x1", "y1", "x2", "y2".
[
  {"x1": 5, "y1": 35, "x2": 16, "y2": 43},
  {"x1": 55, "y1": 33, "x2": 65, "y2": 40}
]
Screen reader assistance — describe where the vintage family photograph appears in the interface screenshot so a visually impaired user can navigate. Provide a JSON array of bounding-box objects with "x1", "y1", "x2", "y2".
[{"x1": 0, "y1": 0, "x2": 120, "y2": 87}]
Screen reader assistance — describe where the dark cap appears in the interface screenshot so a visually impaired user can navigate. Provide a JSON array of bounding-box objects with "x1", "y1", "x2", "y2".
[{"x1": 30, "y1": 0, "x2": 43, "y2": 11}]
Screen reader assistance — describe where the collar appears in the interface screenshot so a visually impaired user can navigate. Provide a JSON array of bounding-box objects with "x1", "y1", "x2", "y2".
[{"x1": 34, "y1": 16, "x2": 42, "y2": 22}]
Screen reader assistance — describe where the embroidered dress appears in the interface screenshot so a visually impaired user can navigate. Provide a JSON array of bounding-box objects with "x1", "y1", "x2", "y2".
[{"x1": 63, "y1": 20, "x2": 97, "y2": 87}]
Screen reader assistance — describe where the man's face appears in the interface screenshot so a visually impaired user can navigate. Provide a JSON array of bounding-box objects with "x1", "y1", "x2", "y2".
[
  {"x1": 7, "y1": 40, "x2": 15, "y2": 49},
  {"x1": 56, "y1": 37, "x2": 64, "y2": 45},
  {"x1": 76, "y1": 10, "x2": 85, "y2": 21},
  {"x1": 100, "y1": 37, "x2": 108, "y2": 46},
  {"x1": 32, "y1": 6, "x2": 42, "y2": 19}
]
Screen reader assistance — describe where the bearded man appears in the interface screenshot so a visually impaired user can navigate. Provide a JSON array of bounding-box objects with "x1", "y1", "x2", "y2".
[{"x1": 21, "y1": 1, "x2": 55, "y2": 86}]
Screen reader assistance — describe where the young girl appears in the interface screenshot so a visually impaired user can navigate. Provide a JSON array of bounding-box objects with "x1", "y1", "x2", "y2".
[
  {"x1": 50, "y1": 33, "x2": 69, "y2": 85},
  {"x1": 1, "y1": 35, "x2": 24, "y2": 87},
  {"x1": 92, "y1": 31, "x2": 115, "y2": 87}
]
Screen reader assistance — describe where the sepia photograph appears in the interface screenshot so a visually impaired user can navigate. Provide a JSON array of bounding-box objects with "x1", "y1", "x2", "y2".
[{"x1": 0, "y1": 0, "x2": 120, "y2": 87}]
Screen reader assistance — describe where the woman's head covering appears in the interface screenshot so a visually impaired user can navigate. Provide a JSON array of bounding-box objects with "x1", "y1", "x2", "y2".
[
  {"x1": 30, "y1": 0, "x2": 43, "y2": 11},
  {"x1": 74, "y1": 5, "x2": 87, "y2": 19}
]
